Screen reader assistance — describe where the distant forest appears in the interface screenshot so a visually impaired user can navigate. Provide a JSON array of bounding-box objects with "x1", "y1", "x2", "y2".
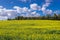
[{"x1": 8, "y1": 13, "x2": 60, "y2": 20}]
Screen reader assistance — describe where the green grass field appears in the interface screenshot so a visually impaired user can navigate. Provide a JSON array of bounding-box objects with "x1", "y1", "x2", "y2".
[{"x1": 0, "y1": 20, "x2": 60, "y2": 40}]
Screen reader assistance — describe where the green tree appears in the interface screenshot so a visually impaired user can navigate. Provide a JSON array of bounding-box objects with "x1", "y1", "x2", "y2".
[
  {"x1": 58, "y1": 14, "x2": 60, "y2": 20},
  {"x1": 53, "y1": 13, "x2": 58, "y2": 20},
  {"x1": 45, "y1": 14, "x2": 51, "y2": 20}
]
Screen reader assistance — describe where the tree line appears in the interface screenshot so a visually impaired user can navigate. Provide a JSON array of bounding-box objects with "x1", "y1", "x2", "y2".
[{"x1": 8, "y1": 13, "x2": 60, "y2": 20}]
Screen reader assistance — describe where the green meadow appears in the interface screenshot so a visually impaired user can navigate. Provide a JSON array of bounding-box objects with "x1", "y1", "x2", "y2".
[{"x1": 0, "y1": 20, "x2": 60, "y2": 40}]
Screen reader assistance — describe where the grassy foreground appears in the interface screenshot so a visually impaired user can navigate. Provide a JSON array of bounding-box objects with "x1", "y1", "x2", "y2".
[{"x1": 0, "y1": 20, "x2": 60, "y2": 40}]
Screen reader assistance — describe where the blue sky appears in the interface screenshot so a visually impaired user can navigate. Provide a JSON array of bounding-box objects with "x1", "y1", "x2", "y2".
[
  {"x1": 0, "y1": 0, "x2": 60, "y2": 20},
  {"x1": 0, "y1": 0, "x2": 60, "y2": 10}
]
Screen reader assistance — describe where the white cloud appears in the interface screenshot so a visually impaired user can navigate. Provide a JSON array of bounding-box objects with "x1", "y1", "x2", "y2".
[
  {"x1": 41, "y1": 6, "x2": 46, "y2": 11},
  {"x1": 13, "y1": 6, "x2": 22, "y2": 13},
  {"x1": 45, "y1": 9, "x2": 52, "y2": 14},
  {"x1": 5, "y1": 10, "x2": 17, "y2": 19},
  {"x1": 45, "y1": 0, "x2": 52, "y2": 3},
  {"x1": 54, "y1": 10, "x2": 60, "y2": 13},
  {"x1": 30, "y1": 11, "x2": 40, "y2": 17},
  {"x1": 41, "y1": 3, "x2": 49, "y2": 12},
  {"x1": 30, "y1": 3, "x2": 38, "y2": 10},
  {"x1": 41, "y1": 0, "x2": 52, "y2": 14},
  {"x1": 34, "y1": 13, "x2": 40, "y2": 17},
  {"x1": 22, "y1": 7, "x2": 29, "y2": 13},
  {"x1": 44, "y1": 0, "x2": 52, "y2": 7},
  {"x1": 13, "y1": 5, "x2": 40, "y2": 17},
  {"x1": 0, "y1": 16, "x2": 8, "y2": 20},
  {"x1": 0, "y1": 6, "x2": 3, "y2": 9},
  {"x1": 42, "y1": 2, "x2": 50, "y2": 11},
  {"x1": 30, "y1": 3, "x2": 41, "y2": 10},
  {"x1": 0, "y1": 8, "x2": 7, "y2": 16},
  {"x1": 0, "y1": 7, "x2": 18, "y2": 20},
  {"x1": 19, "y1": 0, "x2": 27, "y2": 2},
  {"x1": 19, "y1": 0, "x2": 31, "y2": 3},
  {"x1": 31, "y1": 11, "x2": 36, "y2": 14},
  {"x1": 0, "y1": 0, "x2": 53, "y2": 20},
  {"x1": 54, "y1": 10, "x2": 60, "y2": 15}
]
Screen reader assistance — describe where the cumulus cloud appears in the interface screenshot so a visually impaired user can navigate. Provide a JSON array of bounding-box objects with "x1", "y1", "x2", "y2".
[
  {"x1": 5, "y1": 10, "x2": 17, "y2": 19},
  {"x1": 0, "y1": 16, "x2": 8, "y2": 20},
  {"x1": 0, "y1": 7, "x2": 18, "y2": 20},
  {"x1": 30, "y1": 3, "x2": 41, "y2": 10},
  {"x1": 0, "y1": 8, "x2": 7, "y2": 20},
  {"x1": 41, "y1": 0, "x2": 52, "y2": 14},
  {"x1": 13, "y1": 6, "x2": 22, "y2": 13},
  {"x1": 13, "y1": 6, "x2": 29, "y2": 13},
  {"x1": 42, "y1": 0, "x2": 51, "y2": 11},
  {"x1": 22, "y1": 7, "x2": 29, "y2": 13},
  {"x1": 13, "y1": 5, "x2": 40, "y2": 17},
  {"x1": 31, "y1": 11, "x2": 36, "y2": 14},
  {"x1": 44, "y1": 9, "x2": 52, "y2": 14},
  {"x1": 47, "y1": 9, "x2": 52, "y2": 14},
  {"x1": 45, "y1": 0, "x2": 51, "y2": 7},
  {"x1": 0, "y1": 0, "x2": 53, "y2": 20},
  {"x1": 0, "y1": 5, "x2": 41, "y2": 20}
]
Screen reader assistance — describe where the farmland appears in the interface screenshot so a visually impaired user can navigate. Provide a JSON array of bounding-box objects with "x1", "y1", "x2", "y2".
[{"x1": 0, "y1": 20, "x2": 60, "y2": 40}]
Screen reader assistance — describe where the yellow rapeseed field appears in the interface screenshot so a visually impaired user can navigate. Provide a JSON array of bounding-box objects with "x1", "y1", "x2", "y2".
[{"x1": 0, "y1": 20, "x2": 60, "y2": 40}]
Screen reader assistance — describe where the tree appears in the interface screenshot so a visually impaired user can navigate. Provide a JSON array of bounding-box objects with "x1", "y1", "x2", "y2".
[
  {"x1": 53, "y1": 13, "x2": 58, "y2": 20},
  {"x1": 58, "y1": 14, "x2": 60, "y2": 20},
  {"x1": 45, "y1": 14, "x2": 51, "y2": 20},
  {"x1": 15, "y1": 16, "x2": 23, "y2": 20}
]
